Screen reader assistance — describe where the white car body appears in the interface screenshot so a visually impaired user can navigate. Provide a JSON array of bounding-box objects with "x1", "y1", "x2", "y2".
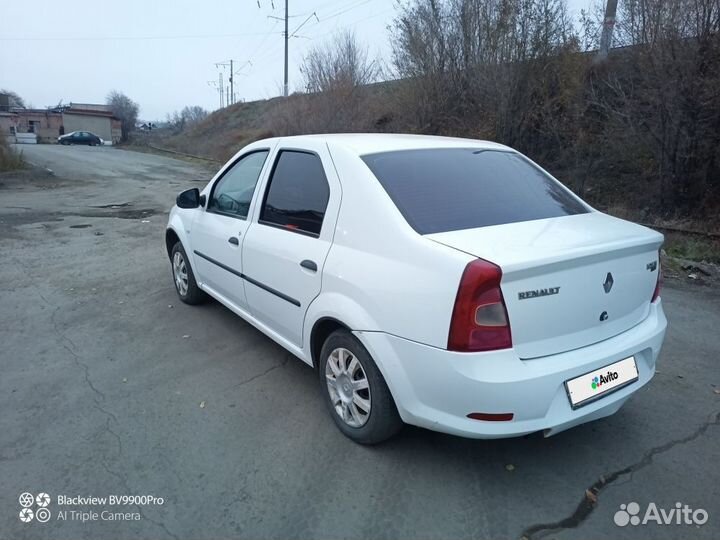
[{"x1": 165, "y1": 134, "x2": 667, "y2": 439}]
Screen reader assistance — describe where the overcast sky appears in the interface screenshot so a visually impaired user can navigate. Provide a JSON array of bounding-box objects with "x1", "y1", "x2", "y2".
[{"x1": 1, "y1": 0, "x2": 595, "y2": 121}]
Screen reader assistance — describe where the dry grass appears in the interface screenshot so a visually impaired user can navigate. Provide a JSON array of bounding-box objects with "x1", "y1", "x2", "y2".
[
  {"x1": 158, "y1": 98, "x2": 280, "y2": 162},
  {"x1": 664, "y1": 235, "x2": 720, "y2": 264},
  {"x1": 0, "y1": 133, "x2": 24, "y2": 171}
]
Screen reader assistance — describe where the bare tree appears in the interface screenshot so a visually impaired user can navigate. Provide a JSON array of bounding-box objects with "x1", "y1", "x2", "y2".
[
  {"x1": 585, "y1": 0, "x2": 720, "y2": 212},
  {"x1": 181, "y1": 105, "x2": 208, "y2": 126},
  {"x1": 273, "y1": 30, "x2": 383, "y2": 134},
  {"x1": 167, "y1": 106, "x2": 209, "y2": 133},
  {"x1": 106, "y1": 90, "x2": 140, "y2": 142},
  {"x1": 301, "y1": 30, "x2": 381, "y2": 93},
  {"x1": 390, "y1": 0, "x2": 582, "y2": 153}
]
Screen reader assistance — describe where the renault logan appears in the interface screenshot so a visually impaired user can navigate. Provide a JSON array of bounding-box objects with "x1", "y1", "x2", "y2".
[{"x1": 165, "y1": 134, "x2": 667, "y2": 444}]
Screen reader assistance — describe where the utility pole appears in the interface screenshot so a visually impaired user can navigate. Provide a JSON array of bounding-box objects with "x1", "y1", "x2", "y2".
[
  {"x1": 219, "y1": 72, "x2": 224, "y2": 108},
  {"x1": 229, "y1": 59, "x2": 234, "y2": 105},
  {"x1": 596, "y1": 0, "x2": 618, "y2": 62},
  {"x1": 215, "y1": 59, "x2": 251, "y2": 105},
  {"x1": 283, "y1": 0, "x2": 290, "y2": 97}
]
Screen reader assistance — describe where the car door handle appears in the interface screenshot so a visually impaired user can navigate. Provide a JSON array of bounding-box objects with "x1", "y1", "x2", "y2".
[
  {"x1": 228, "y1": 237, "x2": 239, "y2": 246},
  {"x1": 300, "y1": 259, "x2": 317, "y2": 272}
]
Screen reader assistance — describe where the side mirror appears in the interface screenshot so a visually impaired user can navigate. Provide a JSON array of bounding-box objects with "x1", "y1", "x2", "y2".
[{"x1": 176, "y1": 188, "x2": 202, "y2": 209}]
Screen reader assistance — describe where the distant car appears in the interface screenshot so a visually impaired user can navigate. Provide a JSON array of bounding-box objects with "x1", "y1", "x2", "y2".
[
  {"x1": 58, "y1": 131, "x2": 103, "y2": 146},
  {"x1": 165, "y1": 134, "x2": 667, "y2": 444}
]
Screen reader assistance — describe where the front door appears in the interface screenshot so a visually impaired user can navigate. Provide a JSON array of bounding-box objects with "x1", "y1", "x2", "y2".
[
  {"x1": 191, "y1": 150, "x2": 271, "y2": 310},
  {"x1": 242, "y1": 144, "x2": 340, "y2": 346}
]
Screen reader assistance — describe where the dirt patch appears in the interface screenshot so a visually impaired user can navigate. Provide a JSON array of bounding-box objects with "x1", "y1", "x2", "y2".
[
  {"x1": 0, "y1": 167, "x2": 82, "y2": 190},
  {"x1": 663, "y1": 254, "x2": 720, "y2": 288}
]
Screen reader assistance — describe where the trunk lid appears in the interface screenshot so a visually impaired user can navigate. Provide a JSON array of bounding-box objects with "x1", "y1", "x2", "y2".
[{"x1": 428, "y1": 213, "x2": 663, "y2": 359}]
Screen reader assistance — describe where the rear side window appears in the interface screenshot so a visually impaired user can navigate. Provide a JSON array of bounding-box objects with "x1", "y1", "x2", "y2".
[
  {"x1": 260, "y1": 150, "x2": 330, "y2": 236},
  {"x1": 362, "y1": 149, "x2": 588, "y2": 234}
]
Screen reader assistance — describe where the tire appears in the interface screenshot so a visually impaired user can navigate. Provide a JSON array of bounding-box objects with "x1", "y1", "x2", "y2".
[
  {"x1": 319, "y1": 329, "x2": 403, "y2": 444},
  {"x1": 170, "y1": 242, "x2": 206, "y2": 305}
]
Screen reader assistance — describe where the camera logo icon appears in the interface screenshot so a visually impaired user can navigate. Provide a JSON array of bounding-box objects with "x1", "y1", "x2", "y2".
[
  {"x1": 19, "y1": 493, "x2": 34, "y2": 508},
  {"x1": 17, "y1": 492, "x2": 52, "y2": 523},
  {"x1": 36, "y1": 508, "x2": 52, "y2": 523}
]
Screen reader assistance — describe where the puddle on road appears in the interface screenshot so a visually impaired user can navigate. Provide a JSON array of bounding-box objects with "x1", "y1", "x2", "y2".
[
  {"x1": 1, "y1": 207, "x2": 160, "y2": 229},
  {"x1": 88, "y1": 202, "x2": 133, "y2": 209},
  {"x1": 74, "y1": 208, "x2": 160, "y2": 220}
]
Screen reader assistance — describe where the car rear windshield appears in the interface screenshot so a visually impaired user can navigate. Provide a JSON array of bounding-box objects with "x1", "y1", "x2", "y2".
[{"x1": 361, "y1": 148, "x2": 588, "y2": 234}]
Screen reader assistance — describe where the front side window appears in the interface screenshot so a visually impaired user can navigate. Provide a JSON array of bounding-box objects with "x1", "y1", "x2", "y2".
[
  {"x1": 362, "y1": 148, "x2": 589, "y2": 234},
  {"x1": 260, "y1": 150, "x2": 330, "y2": 236},
  {"x1": 208, "y1": 150, "x2": 269, "y2": 219}
]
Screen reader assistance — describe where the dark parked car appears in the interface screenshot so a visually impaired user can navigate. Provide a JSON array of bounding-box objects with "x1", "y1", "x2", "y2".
[{"x1": 58, "y1": 131, "x2": 103, "y2": 146}]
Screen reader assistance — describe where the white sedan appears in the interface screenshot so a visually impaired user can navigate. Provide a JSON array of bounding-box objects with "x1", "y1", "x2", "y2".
[{"x1": 165, "y1": 134, "x2": 667, "y2": 444}]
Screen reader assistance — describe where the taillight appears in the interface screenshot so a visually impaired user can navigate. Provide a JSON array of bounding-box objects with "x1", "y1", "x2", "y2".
[
  {"x1": 448, "y1": 258, "x2": 512, "y2": 352},
  {"x1": 651, "y1": 261, "x2": 662, "y2": 303}
]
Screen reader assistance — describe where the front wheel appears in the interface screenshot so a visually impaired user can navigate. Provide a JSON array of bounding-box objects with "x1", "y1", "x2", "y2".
[
  {"x1": 170, "y1": 242, "x2": 206, "y2": 305},
  {"x1": 319, "y1": 330, "x2": 402, "y2": 444}
]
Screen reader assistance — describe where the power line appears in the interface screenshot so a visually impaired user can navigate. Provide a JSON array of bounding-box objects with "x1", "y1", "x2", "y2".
[
  {"x1": 246, "y1": 0, "x2": 392, "y2": 97},
  {"x1": 290, "y1": 12, "x2": 320, "y2": 37},
  {"x1": 0, "y1": 31, "x2": 279, "y2": 42}
]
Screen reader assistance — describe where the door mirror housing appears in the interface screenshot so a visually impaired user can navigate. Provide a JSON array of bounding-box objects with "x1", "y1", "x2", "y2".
[{"x1": 177, "y1": 188, "x2": 202, "y2": 209}]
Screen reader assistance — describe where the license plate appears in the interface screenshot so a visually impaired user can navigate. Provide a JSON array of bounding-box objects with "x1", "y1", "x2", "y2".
[{"x1": 565, "y1": 356, "x2": 639, "y2": 409}]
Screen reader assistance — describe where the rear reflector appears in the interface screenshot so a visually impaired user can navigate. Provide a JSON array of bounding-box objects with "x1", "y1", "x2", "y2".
[{"x1": 467, "y1": 412, "x2": 514, "y2": 421}]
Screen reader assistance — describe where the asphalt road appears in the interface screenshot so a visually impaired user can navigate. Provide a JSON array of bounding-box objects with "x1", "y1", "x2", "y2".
[{"x1": 1, "y1": 144, "x2": 719, "y2": 540}]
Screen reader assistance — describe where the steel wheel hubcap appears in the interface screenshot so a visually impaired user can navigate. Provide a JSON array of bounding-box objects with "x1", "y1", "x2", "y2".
[
  {"x1": 173, "y1": 252, "x2": 189, "y2": 296},
  {"x1": 325, "y1": 347, "x2": 371, "y2": 428}
]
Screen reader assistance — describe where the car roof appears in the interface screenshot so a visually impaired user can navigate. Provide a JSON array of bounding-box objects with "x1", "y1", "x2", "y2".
[{"x1": 261, "y1": 133, "x2": 511, "y2": 156}]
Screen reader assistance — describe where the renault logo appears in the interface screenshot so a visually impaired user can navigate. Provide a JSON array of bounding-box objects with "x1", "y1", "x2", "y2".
[{"x1": 603, "y1": 272, "x2": 614, "y2": 293}]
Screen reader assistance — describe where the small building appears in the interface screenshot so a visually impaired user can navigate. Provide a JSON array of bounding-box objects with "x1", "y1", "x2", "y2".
[
  {"x1": 0, "y1": 100, "x2": 122, "y2": 144},
  {"x1": 0, "y1": 109, "x2": 62, "y2": 143},
  {"x1": 62, "y1": 105, "x2": 122, "y2": 143}
]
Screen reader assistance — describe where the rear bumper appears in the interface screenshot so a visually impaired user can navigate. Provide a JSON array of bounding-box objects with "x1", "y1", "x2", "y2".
[{"x1": 355, "y1": 299, "x2": 667, "y2": 439}]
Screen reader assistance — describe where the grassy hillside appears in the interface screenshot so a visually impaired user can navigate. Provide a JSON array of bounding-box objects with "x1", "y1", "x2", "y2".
[
  {"x1": 158, "y1": 98, "x2": 278, "y2": 162},
  {"x1": 156, "y1": 80, "x2": 401, "y2": 163}
]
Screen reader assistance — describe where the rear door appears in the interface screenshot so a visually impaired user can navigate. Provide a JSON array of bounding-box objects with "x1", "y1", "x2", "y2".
[
  {"x1": 191, "y1": 149, "x2": 271, "y2": 310},
  {"x1": 242, "y1": 142, "x2": 340, "y2": 346}
]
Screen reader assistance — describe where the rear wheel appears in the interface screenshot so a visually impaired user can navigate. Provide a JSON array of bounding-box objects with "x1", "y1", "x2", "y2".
[
  {"x1": 170, "y1": 242, "x2": 205, "y2": 305},
  {"x1": 319, "y1": 330, "x2": 402, "y2": 444}
]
